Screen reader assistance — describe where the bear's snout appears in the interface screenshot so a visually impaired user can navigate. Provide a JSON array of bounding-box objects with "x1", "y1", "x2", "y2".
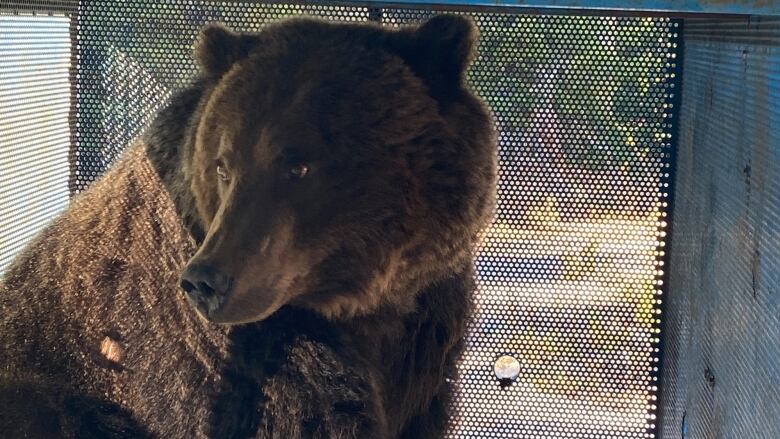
[{"x1": 179, "y1": 263, "x2": 232, "y2": 319}]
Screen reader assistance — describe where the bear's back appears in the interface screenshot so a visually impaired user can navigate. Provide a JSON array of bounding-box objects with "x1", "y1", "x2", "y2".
[{"x1": 0, "y1": 144, "x2": 232, "y2": 437}]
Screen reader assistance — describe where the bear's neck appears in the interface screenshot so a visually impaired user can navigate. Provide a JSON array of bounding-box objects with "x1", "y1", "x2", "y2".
[
  {"x1": 220, "y1": 265, "x2": 474, "y2": 437},
  {"x1": 339, "y1": 265, "x2": 474, "y2": 436}
]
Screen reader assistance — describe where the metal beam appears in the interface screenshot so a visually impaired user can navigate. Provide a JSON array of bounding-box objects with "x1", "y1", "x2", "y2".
[{"x1": 357, "y1": 0, "x2": 780, "y2": 17}]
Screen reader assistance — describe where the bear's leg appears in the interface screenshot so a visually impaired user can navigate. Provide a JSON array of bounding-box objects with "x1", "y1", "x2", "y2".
[
  {"x1": 209, "y1": 336, "x2": 388, "y2": 439},
  {"x1": 0, "y1": 372, "x2": 150, "y2": 439},
  {"x1": 259, "y1": 338, "x2": 388, "y2": 439},
  {"x1": 397, "y1": 393, "x2": 450, "y2": 439}
]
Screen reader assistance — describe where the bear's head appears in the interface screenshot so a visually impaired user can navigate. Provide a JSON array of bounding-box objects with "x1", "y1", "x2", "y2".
[{"x1": 146, "y1": 15, "x2": 496, "y2": 324}]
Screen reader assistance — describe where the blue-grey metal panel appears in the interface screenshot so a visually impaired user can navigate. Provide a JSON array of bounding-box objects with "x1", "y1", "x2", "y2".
[
  {"x1": 661, "y1": 16, "x2": 780, "y2": 439},
  {"x1": 361, "y1": 0, "x2": 780, "y2": 17},
  {"x1": 3, "y1": 1, "x2": 779, "y2": 17}
]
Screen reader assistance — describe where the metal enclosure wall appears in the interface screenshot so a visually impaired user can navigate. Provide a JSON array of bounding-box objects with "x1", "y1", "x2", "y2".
[
  {"x1": 660, "y1": 17, "x2": 780, "y2": 439},
  {"x1": 14, "y1": 2, "x2": 780, "y2": 439},
  {"x1": 67, "y1": 4, "x2": 677, "y2": 438},
  {"x1": 1, "y1": 3, "x2": 678, "y2": 437}
]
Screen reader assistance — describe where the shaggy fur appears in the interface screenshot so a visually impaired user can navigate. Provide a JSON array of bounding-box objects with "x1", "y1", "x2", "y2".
[{"x1": 0, "y1": 15, "x2": 496, "y2": 438}]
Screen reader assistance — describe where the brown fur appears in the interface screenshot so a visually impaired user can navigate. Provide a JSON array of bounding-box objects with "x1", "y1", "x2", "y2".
[{"x1": 0, "y1": 15, "x2": 496, "y2": 438}]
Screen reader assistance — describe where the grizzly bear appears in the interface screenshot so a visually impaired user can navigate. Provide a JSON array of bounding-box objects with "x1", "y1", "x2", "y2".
[{"x1": 0, "y1": 15, "x2": 496, "y2": 438}]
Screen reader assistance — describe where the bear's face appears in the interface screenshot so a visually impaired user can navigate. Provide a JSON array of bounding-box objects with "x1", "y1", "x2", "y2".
[{"x1": 175, "y1": 17, "x2": 496, "y2": 325}]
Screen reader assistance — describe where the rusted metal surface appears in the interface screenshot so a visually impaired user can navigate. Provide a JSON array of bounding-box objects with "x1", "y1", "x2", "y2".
[{"x1": 661, "y1": 15, "x2": 780, "y2": 439}]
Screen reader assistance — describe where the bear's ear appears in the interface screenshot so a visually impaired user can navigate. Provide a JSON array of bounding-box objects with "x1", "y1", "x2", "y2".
[
  {"x1": 414, "y1": 15, "x2": 477, "y2": 80},
  {"x1": 194, "y1": 23, "x2": 256, "y2": 77},
  {"x1": 392, "y1": 15, "x2": 478, "y2": 93}
]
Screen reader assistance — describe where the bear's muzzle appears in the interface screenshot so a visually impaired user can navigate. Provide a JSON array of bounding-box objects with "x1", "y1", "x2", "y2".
[{"x1": 179, "y1": 263, "x2": 232, "y2": 319}]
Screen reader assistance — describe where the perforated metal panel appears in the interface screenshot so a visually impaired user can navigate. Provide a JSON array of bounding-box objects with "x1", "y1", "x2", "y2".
[
  {"x1": 0, "y1": 12, "x2": 74, "y2": 273},
  {"x1": 0, "y1": 2, "x2": 680, "y2": 438},
  {"x1": 383, "y1": 10, "x2": 677, "y2": 438},
  {"x1": 71, "y1": 1, "x2": 371, "y2": 192}
]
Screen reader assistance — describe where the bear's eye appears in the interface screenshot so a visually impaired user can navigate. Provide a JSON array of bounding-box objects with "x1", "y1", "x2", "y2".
[
  {"x1": 216, "y1": 163, "x2": 230, "y2": 181},
  {"x1": 289, "y1": 163, "x2": 309, "y2": 179}
]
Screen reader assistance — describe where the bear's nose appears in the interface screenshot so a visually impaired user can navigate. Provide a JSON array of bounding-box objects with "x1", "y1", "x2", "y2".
[{"x1": 179, "y1": 264, "x2": 232, "y2": 318}]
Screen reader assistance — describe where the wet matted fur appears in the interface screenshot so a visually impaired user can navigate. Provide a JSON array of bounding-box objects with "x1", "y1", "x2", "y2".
[{"x1": 0, "y1": 15, "x2": 497, "y2": 438}]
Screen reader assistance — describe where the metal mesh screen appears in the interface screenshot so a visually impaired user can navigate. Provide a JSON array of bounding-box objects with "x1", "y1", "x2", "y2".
[
  {"x1": 0, "y1": 12, "x2": 74, "y2": 273},
  {"x1": 0, "y1": 2, "x2": 680, "y2": 438},
  {"x1": 71, "y1": 1, "x2": 370, "y2": 193},
  {"x1": 384, "y1": 10, "x2": 677, "y2": 438}
]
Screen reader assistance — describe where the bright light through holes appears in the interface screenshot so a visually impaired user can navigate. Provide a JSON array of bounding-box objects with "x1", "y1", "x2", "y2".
[
  {"x1": 387, "y1": 11, "x2": 674, "y2": 438},
  {"x1": 28, "y1": 4, "x2": 677, "y2": 438},
  {"x1": 0, "y1": 14, "x2": 73, "y2": 274}
]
